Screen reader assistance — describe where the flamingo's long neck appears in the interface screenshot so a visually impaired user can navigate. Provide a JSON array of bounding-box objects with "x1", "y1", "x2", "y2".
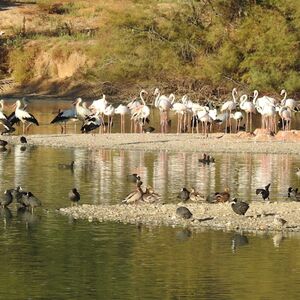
[
  {"x1": 253, "y1": 90, "x2": 258, "y2": 105},
  {"x1": 140, "y1": 91, "x2": 146, "y2": 105},
  {"x1": 232, "y1": 89, "x2": 237, "y2": 103}
]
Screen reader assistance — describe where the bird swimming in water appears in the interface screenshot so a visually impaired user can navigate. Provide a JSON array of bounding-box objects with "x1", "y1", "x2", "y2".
[
  {"x1": 231, "y1": 198, "x2": 249, "y2": 215},
  {"x1": 176, "y1": 206, "x2": 193, "y2": 219},
  {"x1": 256, "y1": 183, "x2": 271, "y2": 201},
  {"x1": 0, "y1": 189, "x2": 13, "y2": 208},
  {"x1": 23, "y1": 191, "x2": 41, "y2": 212},
  {"x1": 69, "y1": 188, "x2": 80, "y2": 205}
]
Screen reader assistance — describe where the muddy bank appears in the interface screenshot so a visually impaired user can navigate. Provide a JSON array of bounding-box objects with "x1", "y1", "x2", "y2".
[
  {"x1": 60, "y1": 201, "x2": 300, "y2": 233},
  {"x1": 5, "y1": 131, "x2": 300, "y2": 154}
]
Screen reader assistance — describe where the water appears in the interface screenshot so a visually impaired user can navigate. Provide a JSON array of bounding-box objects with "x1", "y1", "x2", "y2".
[
  {"x1": 0, "y1": 145, "x2": 300, "y2": 299},
  {"x1": 4, "y1": 98, "x2": 300, "y2": 135}
]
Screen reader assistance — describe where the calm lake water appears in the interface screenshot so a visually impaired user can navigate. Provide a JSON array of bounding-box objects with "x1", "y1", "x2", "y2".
[{"x1": 0, "y1": 144, "x2": 300, "y2": 299}]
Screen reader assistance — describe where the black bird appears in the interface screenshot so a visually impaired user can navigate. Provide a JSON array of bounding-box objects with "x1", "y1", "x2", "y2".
[
  {"x1": 287, "y1": 187, "x2": 300, "y2": 201},
  {"x1": 0, "y1": 139, "x2": 8, "y2": 147},
  {"x1": 69, "y1": 188, "x2": 80, "y2": 205},
  {"x1": 177, "y1": 187, "x2": 190, "y2": 202},
  {"x1": 176, "y1": 206, "x2": 193, "y2": 219},
  {"x1": 20, "y1": 136, "x2": 27, "y2": 144},
  {"x1": 127, "y1": 173, "x2": 140, "y2": 183},
  {"x1": 23, "y1": 192, "x2": 41, "y2": 212},
  {"x1": 231, "y1": 198, "x2": 249, "y2": 215},
  {"x1": 0, "y1": 189, "x2": 13, "y2": 207},
  {"x1": 142, "y1": 126, "x2": 155, "y2": 133},
  {"x1": 58, "y1": 161, "x2": 75, "y2": 170},
  {"x1": 13, "y1": 186, "x2": 27, "y2": 206},
  {"x1": 256, "y1": 183, "x2": 271, "y2": 200}
]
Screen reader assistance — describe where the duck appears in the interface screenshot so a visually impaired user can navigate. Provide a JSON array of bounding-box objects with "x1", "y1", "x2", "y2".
[
  {"x1": 256, "y1": 183, "x2": 271, "y2": 201},
  {"x1": 231, "y1": 198, "x2": 249, "y2": 215},
  {"x1": 23, "y1": 192, "x2": 41, "y2": 212},
  {"x1": 177, "y1": 187, "x2": 190, "y2": 202},
  {"x1": 69, "y1": 188, "x2": 80, "y2": 205},
  {"x1": 176, "y1": 206, "x2": 193, "y2": 220},
  {"x1": 122, "y1": 179, "x2": 144, "y2": 204},
  {"x1": 0, "y1": 189, "x2": 13, "y2": 208},
  {"x1": 127, "y1": 173, "x2": 140, "y2": 183},
  {"x1": 189, "y1": 187, "x2": 205, "y2": 202},
  {"x1": 214, "y1": 188, "x2": 230, "y2": 203},
  {"x1": 142, "y1": 186, "x2": 161, "y2": 203}
]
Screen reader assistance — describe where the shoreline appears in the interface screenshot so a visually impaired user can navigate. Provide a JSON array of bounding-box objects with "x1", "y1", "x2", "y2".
[
  {"x1": 5, "y1": 131, "x2": 300, "y2": 154},
  {"x1": 59, "y1": 202, "x2": 300, "y2": 233}
]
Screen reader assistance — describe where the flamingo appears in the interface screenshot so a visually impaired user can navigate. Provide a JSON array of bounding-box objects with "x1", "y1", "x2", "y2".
[
  {"x1": 221, "y1": 88, "x2": 238, "y2": 133},
  {"x1": 131, "y1": 90, "x2": 150, "y2": 133},
  {"x1": 12, "y1": 100, "x2": 39, "y2": 134},
  {"x1": 240, "y1": 93, "x2": 256, "y2": 132},
  {"x1": 104, "y1": 104, "x2": 115, "y2": 133},
  {"x1": 153, "y1": 88, "x2": 174, "y2": 133},
  {"x1": 197, "y1": 108, "x2": 213, "y2": 136},
  {"x1": 50, "y1": 106, "x2": 77, "y2": 134},
  {"x1": 280, "y1": 89, "x2": 298, "y2": 111},
  {"x1": 0, "y1": 100, "x2": 14, "y2": 134},
  {"x1": 256, "y1": 102, "x2": 276, "y2": 133},
  {"x1": 127, "y1": 97, "x2": 142, "y2": 133},
  {"x1": 89, "y1": 95, "x2": 107, "y2": 114},
  {"x1": 230, "y1": 111, "x2": 244, "y2": 132},
  {"x1": 172, "y1": 101, "x2": 188, "y2": 134},
  {"x1": 115, "y1": 104, "x2": 130, "y2": 133},
  {"x1": 278, "y1": 106, "x2": 292, "y2": 131}
]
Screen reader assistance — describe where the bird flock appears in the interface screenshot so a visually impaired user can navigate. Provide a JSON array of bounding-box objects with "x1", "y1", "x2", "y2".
[{"x1": 0, "y1": 88, "x2": 298, "y2": 136}]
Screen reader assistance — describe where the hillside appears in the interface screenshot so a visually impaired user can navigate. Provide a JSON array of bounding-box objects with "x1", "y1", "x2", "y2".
[{"x1": 0, "y1": 0, "x2": 299, "y2": 101}]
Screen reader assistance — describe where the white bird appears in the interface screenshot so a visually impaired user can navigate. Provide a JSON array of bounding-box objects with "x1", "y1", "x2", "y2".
[
  {"x1": 221, "y1": 88, "x2": 238, "y2": 133},
  {"x1": 74, "y1": 98, "x2": 91, "y2": 122},
  {"x1": 0, "y1": 100, "x2": 15, "y2": 134},
  {"x1": 89, "y1": 95, "x2": 107, "y2": 114},
  {"x1": 104, "y1": 104, "x2": 115, "y2": 133},
  {"x1": 197, "y1": 108, "x2": 212, "y2": 136},
  {"x1": 230, "y1": 111, "x2": 244, "y2": 133},
  {"x1": 172, "y1": 102, "x2": 188, "y2": 134},
  {"x1": 13, "y1": 100, "x2": 39, "y2": 134},
  {"x1": 115, "y1": 104, "x2": 130, "y2": 133},
  {"x1": 127, "y1": 98, "x2": 142, "y2": 133},
  {"x1": 278, "y1": 106, "x2": 292, "y2": 131},
  {"x1": 256, "y1": 102, "x2": 276, "y2": 133},
  {"x1": 154, "y1": 88, "x2": 174, "y2": 133},
  {"x1": 280, "y1": 89, "x2": 298, "y2": 111},
  {"x1": 240, "y1": 93, "x2": 256, "y2": 132},
  {"x1": 131, "y1": 90, "x2": 150, "y2": 133},
  {"x1": 50, "y1": 107, "x2": 77, "y2": 134}
]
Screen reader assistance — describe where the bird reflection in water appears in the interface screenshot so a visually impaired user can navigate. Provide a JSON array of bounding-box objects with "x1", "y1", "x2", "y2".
[
  {"x1": 0, "y1": 207, "x2": 12, "y2": 228},
  {"x1": 176, "y1": 228, "x2": 192, "y2": 241},
  {"x1": 17, "y1": 207, "x2": 41, "y2": 229},
  {"x1": 231, "y1": 233, "x2": 249, "y2": 253},
  {"x1": 272, "y1": 233, "x2": 284, "y2": 248}
]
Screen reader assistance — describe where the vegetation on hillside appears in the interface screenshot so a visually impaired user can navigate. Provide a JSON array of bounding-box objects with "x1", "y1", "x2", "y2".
[{"x1": 0, "y1": 0, "x2": 299, "y2": 99}]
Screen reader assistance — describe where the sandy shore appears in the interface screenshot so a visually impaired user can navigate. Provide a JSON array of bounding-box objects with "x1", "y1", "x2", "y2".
[
  {"x1": 5, "y1": 130, "x2": 300, "y2": 154},
  {"x1": 60, "y1": 201, "x2": 300, "y2": 233}
]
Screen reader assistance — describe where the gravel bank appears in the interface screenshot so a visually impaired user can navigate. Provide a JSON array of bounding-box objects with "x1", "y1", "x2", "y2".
[
  {"x1": 5, "y1": 130, "x2": 300, "y2": 154},
  {"x1": 60, "y1": 202, "x2": 300, "y2": 233}
]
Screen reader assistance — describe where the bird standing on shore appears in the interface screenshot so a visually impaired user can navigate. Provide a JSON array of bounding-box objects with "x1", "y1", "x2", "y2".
[
  {"x1": 69, "y1": 188, "x2": 80, "y2": 206},
  {"x1": 177, "y1": 187, "x2": 190, "y2": 202},
  {"x1": 176, "y1": 206, "x2": 193, "y2": 219},
  {"x1": 256, "y1": 183, "x2": 271, "y2": 201},
  {"x1": 13, "y1": 100, "x2": 39, "y2": 134},
  {"x1": 231, "y1": 198, "x2": 249, "y2": 215}
]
